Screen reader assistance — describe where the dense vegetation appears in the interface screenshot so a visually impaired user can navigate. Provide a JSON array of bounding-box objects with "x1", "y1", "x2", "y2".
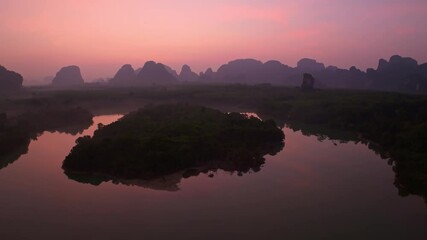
[
  {"x1": 2, "y1": 83, "x2": 427, "y2": 201},
  {"x1": 63, "y1": 104, "x2": 284, "y2": 182}
]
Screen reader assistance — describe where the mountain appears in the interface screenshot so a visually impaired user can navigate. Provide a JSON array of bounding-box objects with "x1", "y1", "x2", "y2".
[
  {"x1": 164, "y1": 65, "x2": 179, "y2": 79},
  {"x1": 0, "y1": 65, "x2": 23, "y2": 91},
  {"x1": 52, "y1": 66, "x2": 84, "y2": 86},
  {"x1": 195, "y1": 56, "x2": 426, "y2": 93},
  {"x1": 135, "y1": 67, "x2": 142, "y2": 75},
  {"x1": 209, "y1": 59, "x2": 293, "y2": 84},
  {"x1": 262, "y1": 60, "x2": 293, "y2": 84},
  {"x1": 314, "y1": 65, "x2": 369, "y2": 89},
  {"x1": 216, "y1": 59, "x2": 264, "y2": 83},
  {"x1": 199, "y1": 68, "x2": 215, "y2": 81},
  {"x1": 104, "y1": 55, "x2": 426, "y2": 93},
  {"x1": 110, "y1": 64, "x2": 135, "y2": 85},
  {"x1": 179, "y1": 65, "x2": 198, "y2": 82},
  {"x1": 296, "y1": 58, "x2": 325, "y2": 73},
  {"x1": 135, "y1": 61, "x2": 178, "y2": 85},
  {"x1": 368, "y1": 55, "x2": 424, "y2": 93}
]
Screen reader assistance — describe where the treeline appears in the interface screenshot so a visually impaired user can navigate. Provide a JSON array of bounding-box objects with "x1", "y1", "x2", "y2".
[
  {"x1": 1, "y1": 84, "x2": 426, "y2": 200},
  {"x1": 256, "y1": 89, "x2": 427, "y2": 200}
]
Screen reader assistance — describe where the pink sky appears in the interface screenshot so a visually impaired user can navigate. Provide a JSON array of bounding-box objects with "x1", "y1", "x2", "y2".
[{"x1": 1, "y1": 0, "x2": 426, "y2": 83}]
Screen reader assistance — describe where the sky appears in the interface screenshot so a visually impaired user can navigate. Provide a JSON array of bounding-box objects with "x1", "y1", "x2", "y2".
[{"x1": 1, "y1": 0, "x2": 426, "y2": 83}]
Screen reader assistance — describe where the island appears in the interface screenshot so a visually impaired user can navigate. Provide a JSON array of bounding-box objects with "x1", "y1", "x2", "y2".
[{"x1": 62, "y1": 104, "x2": 285, "y2": 186}]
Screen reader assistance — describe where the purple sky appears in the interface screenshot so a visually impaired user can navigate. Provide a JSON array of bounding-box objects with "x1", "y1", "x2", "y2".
[{"x1": 1, "y1": 0, "x2": 426, "y2": 83}]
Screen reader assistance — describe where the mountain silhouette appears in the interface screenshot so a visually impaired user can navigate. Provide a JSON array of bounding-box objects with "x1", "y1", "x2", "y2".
[
  {"x1": 194, "y1": 55, "x2": 426, "y2": 93},
  {"x1": 216, "y1": 59, "x2": 264, "y2": 83},
  {"x1": 102, "y1": 55, "x2": 426, "y2": 94},
  {"x1": 296, "y1": 58, "x2": 326, "y2": 73},
  {"x1": 0, "y1": 65, "x2": 23, "y2": 91},
  {"x1": 135, "y1": 61, "x2": 178, "y2": 85},
  {"x1": 110, "y1": 64, "x2": 135, "y2": 85},
  {"x1": 52, "y1": 65, "x2": 84, "y2": 86},
  {"x1": 262, "y1": 60, "x2": 293, "y2": 83},
  {"x1": 135, "y1": 67, "x2": 142, "y2": 75},
  {"x1": 315, "y1": 65, "x2": 369, "y2": 89},
  {"x1": 199, "y1": 68, "x2": 215, "y2": 81},
  {"x1": 164, "y1": 65, "x2": 179, "y2": 79},
  {"x1": 368, "y1": 55, "x2": 424, "y2": 92},
  {"x1": 179, "y1": 64, "x2": 199, "y2": 82}
]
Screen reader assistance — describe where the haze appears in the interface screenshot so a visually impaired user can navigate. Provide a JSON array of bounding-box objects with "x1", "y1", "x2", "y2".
[{"x1": 1, "y1": 0, "x2": 426, "y2": 83}]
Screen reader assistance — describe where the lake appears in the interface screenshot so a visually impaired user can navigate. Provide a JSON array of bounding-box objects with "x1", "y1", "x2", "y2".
[{"x1": 0, "y1": 114, "x2": 426, "y2": 240}]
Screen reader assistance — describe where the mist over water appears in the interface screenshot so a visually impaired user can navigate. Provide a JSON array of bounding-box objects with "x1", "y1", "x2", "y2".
[{"x1": 1, "y1": 1, "x2": 427, "y2": 238}]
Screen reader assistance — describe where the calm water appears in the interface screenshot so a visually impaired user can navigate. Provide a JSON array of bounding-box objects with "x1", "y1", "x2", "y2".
[{"x1": 0, "y1": 115, "x2": 426, "y2": 240}]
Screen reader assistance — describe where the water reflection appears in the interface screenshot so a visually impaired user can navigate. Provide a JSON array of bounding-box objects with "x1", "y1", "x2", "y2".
[
  {"x1": 0, "y1": 140, "x2": 30, "y2": 169},
  {"x1": 1, "y1": 114, "x2": 426, "y2": 239},
  {"x1": 284, "y1": 121, "x2": 427, "y2": 204},
  {"x1": 66, "y1": 139, "x2": 284, "y2": 191},
  {"x1": 0, "y1": 108, "x2": 93, "y2": 170},
  {"x1": 60, "y1": 110, "x2": 426, "y2": 203}
]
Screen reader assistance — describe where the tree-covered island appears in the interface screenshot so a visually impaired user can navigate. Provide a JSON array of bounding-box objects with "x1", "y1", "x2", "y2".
[{"x1": 63, "y1": 104, "x2": 285, "y2": 183}]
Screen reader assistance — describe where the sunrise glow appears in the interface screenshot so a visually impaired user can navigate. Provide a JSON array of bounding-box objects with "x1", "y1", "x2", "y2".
[{"x1": 1, "y1": 0, "x2": 426, "y2": 82}]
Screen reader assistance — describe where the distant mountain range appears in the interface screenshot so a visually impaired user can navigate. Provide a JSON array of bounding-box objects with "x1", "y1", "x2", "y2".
[
  {"x1": 1, "y1": 55, "x2": 426, "y2": 94},
  {"x1": 109, "y1": 55, "x2": 427, "y2": 93}
]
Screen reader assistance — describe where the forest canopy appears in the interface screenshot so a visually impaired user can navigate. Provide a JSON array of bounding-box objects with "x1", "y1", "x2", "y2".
[{"x1": 62, "y1": 104, "x2": 285, "y2": 182}]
